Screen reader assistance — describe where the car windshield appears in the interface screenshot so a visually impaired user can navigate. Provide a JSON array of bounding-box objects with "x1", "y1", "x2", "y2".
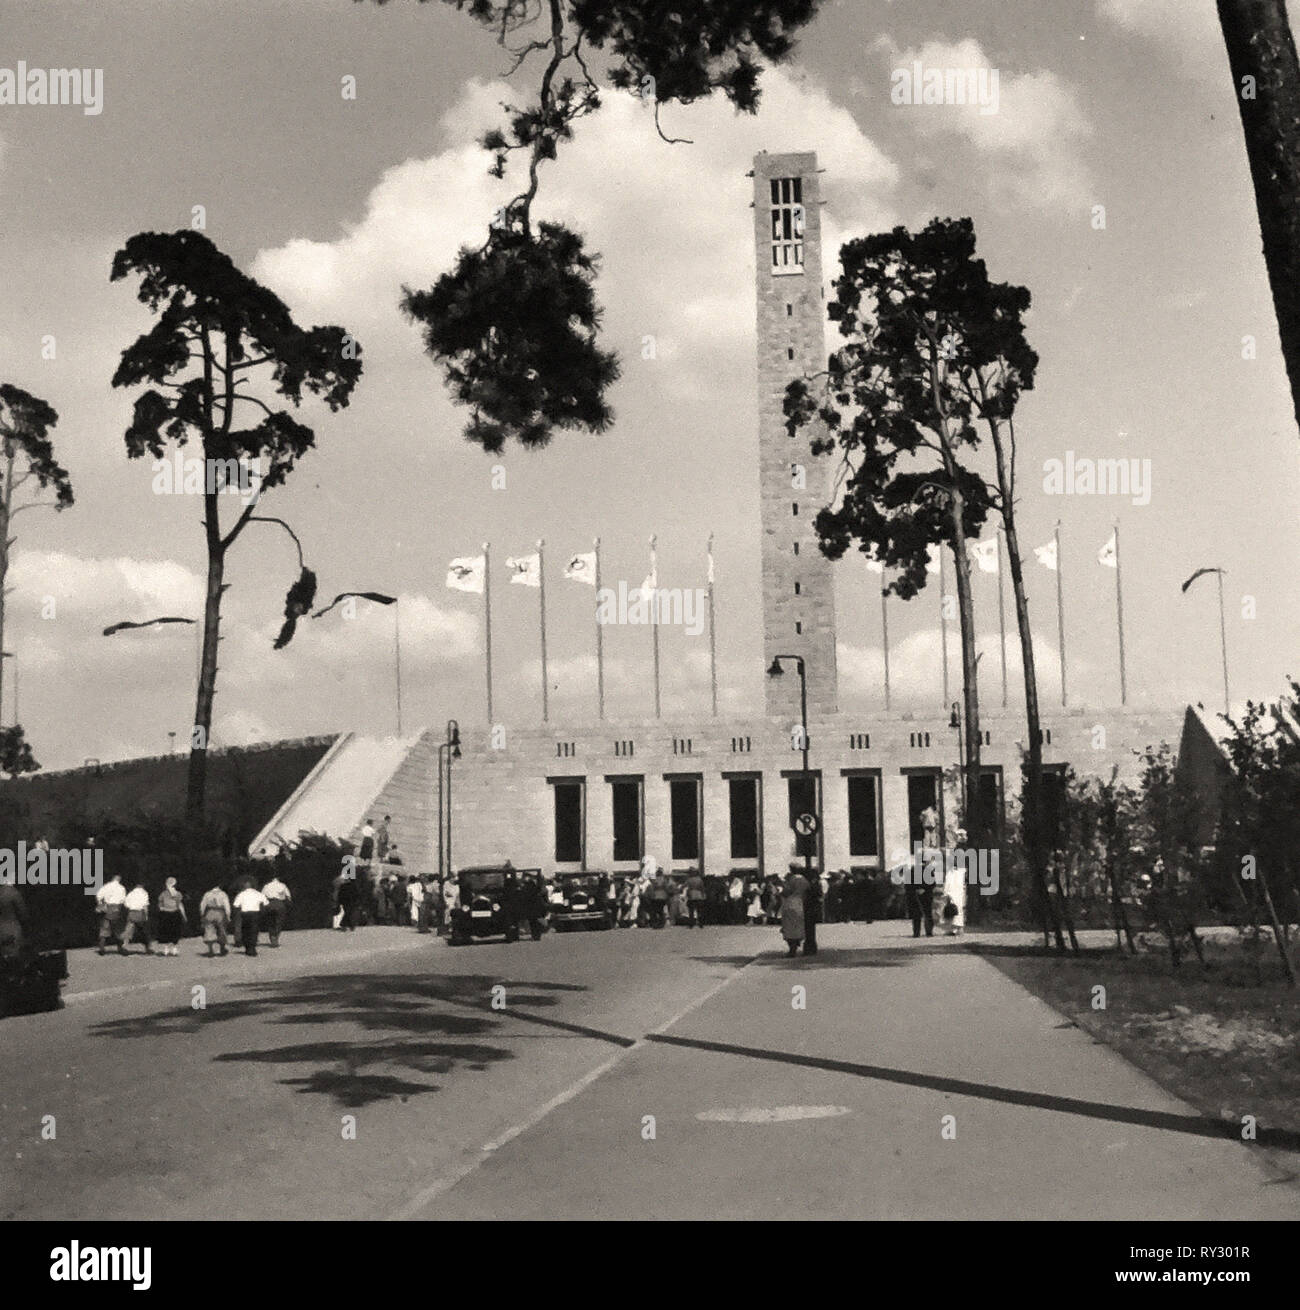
[
  {"x1": 562, "y1": 876, "x2": 601, "y2": 891},
  {"x1": 463, "y1": 871, "x2": 507, "y2": 893}
]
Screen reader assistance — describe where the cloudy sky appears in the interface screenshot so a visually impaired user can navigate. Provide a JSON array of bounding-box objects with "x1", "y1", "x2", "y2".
[{"x1": 2, "y1": 0, "x2": 1298, "y2": 769}]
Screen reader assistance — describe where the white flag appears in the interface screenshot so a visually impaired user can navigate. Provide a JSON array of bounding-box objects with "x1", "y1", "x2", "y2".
[
  {"x1": 445, "y1": 554, "x2": 485, "y2": 594},
  {"x1": 707, "y1": 548, "x2": 715, "y2": 586},
  {"x1": 925, "y1": 545, "x2": 941, "y2": 576},
  {"x1": 505, "y1": 553, "x2": 540, "y2": 587},
  {"x1": 563, "y1": 551, "x2": 597, "y2": 586},
  {"x1": 969, "y1": 538, "x2": 999, "y2": 574},
  {"x1": 1033, "y1": 540, "x2": 1057, "y2": 572},
  {"x1": 865, "y1": 557, "x2": 885, "y2": 575},
  {"x1": 1098, "y1": 532, "x2": 1117, "y2": 569}
]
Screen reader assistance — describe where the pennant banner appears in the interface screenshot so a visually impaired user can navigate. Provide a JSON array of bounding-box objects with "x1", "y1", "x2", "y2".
[
  {"x1": 445, "y1": 554, "x2": 486, "y2": 594},
  {"x1": 1098, "y1": 533, "x2": 1117, "y2": 569},
  {"x1": 969, "y1": 538, "x2": 999, "y2": 574},
  {"x1": 564, "y1": 551, "x2": 597, "y2": 586},
  {"x1": 506, "y1": 553, "x2": 540, "y2": 587},
  {"x1": 1033, "y1": 539, "x2": 1057, "y2": 571}
]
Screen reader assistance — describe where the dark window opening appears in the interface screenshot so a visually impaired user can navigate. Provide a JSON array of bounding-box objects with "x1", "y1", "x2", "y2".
[
  {"x1": 611, "y1": 780, "x2": 643, "y2": 863},
  {"x1": 847, "y1": 775, "x2": 880, "y2": 860},
  {"x1": 670, "y1": 778, "x2": 701, "y2": 862},
  {"x1": 553, "y1": 782, "x2": 583, "y2": 863},
  {"x1": 729, "y1": 778, "x2": 760, "y2": 861},
  {"x1": 906, "y1": 773, "x2": 943, "y2": 847}
]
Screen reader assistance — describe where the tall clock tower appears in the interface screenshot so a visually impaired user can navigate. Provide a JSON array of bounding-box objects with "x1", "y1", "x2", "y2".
[{"x1": 751, "y1": 150, "x2": 839, "y2": 722}]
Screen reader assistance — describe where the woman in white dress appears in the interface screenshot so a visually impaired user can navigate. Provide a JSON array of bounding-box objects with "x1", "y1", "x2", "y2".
[{"x1": 941, "y1": 828, "x2": 968, "y2": 934}]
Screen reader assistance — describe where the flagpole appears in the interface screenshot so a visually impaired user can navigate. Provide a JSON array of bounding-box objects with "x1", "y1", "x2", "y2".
[
  {"x1": 394, "y1": 597, "x2": 403, "y2": 736},
  {"x1": 537, "y1": 538, "x2": 549, "y2": 724},
  {"x1": 939, "y1": 546, "x2": 950, "y2": 708},
  {"x1": 650, "y1": 533, "x2": 661, "y2": 719},
  {"x1": 1054, "y1": 521, "x2": 1067, "y2": 708},
  {"x1": 1217, "y1": 568, "x2": 1230, "y2": 717},
  {"x1": 880, "y1": 575, "x2": 891, "y2": 712},
  {"x1": 997, "y1": 530, "x2": 1008, "y2": 708},
  {"x1": 707, "y1": 532, "x2": 718, "y2": 718},
  {"x1": 483, "y1": 540, "x2": 494, "y2": 724},
  {"x1": 594, "y1": 536, "x2": 605, "y2": 721},
  {"x1": 1113, "y1": 521, "x2": 1127, "y2": 707}
]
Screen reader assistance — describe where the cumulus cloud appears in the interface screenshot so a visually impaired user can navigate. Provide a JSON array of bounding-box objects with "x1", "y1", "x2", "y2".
[
  {"x1": 875, "y1": 37, "x2": 1093, "y2": 215},
  {"x1": 1096, "y1": 0, "x2": 1225, "y2": 76},
  {"x1": 252, "y1": 67, "x2": 898, "y2": 391}
]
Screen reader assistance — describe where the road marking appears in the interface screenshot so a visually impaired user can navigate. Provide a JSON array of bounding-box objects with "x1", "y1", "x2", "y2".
[
  {"x1": 388, "y1": 952, "x2": 760, "y2": 1220},
  {"x1": 696, "y1": 1105, "x2": 851, "y2": 1123}
]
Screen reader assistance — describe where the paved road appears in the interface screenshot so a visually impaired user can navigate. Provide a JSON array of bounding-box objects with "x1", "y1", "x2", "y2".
[{"x1": 2, "y1": 924, "x2": 1295, "y2": 1220}]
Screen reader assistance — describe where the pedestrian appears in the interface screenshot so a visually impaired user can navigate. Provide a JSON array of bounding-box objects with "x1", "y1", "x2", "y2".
[
  {"x1": 261, "y1": 872, "x2": 292, "y2": 946},
  {"x1": 232, "y1": 882, "x2": 266, "y2": 956},
  {"x1": 199, "y1": 884, "x2": 231, "y2": 957},
  {"x1": 942, "y1": 828, "x2": 968, "y2": 936},
  {"x1": 746, "y1": 884, "x2": 764, "y2": 925},
  {"x1": 155, "y1": 877, "x2": 187, "y2": 956},
  {"x1": 780, "y1": 869, "x2": 811, "y2": 957},
  {"x1": 685, "y1": 869, "x2": 706, "y2": 928},
  {"x1": 376, "y1": 815, "x2": 391, "y2": 863},
  {"x1": 121, "y1": 879, "x2": 154, "y2": 954},
  {"x1": 228, "y1": 873, "x2": 254, "y2": 946},
  {"x1": 408, "y1": 875, "x2": 425, "y2": 930},
  {"x1": 95, "y1": 872, "x2": 128, "y2": 955},
  {"x1": 649, "y1": 869, "x2": 670, "y2": 929},
  {"x1": 358, "y1": 819, "x2": 376, "y2": 868},
  {"x1": 336, "y1": 870, "x2": 360, "y2": 931},
  {"x1": 525, "y1": 873, "x2": 547, "y2": 940}
]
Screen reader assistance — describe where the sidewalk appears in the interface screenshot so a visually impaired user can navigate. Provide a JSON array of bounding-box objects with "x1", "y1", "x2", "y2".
[
  {"x1": 61, "y1": 926, "x2": 432, "y2": 1005},
  {"x1": 425, "y1": 921, "x2": 1300, "y2": 1220}
]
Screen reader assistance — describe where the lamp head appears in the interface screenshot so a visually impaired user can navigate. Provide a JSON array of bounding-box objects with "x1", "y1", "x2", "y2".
[{"x1": 766, "y1": 658, "x2": 784, "y2": 678}]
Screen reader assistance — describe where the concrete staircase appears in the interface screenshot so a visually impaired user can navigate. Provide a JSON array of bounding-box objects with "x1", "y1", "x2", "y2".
[{"x1": 248, "y1": 732, "x2": 424, "y2": 858}]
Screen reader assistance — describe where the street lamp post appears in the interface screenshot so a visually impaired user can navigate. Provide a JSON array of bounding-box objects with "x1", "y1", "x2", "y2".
[
  {"x1": 949, "y1": 700, "x2": 966, "y2": 828},
  {"x1": 436, "y1": 719, "x2": 461, "y2": 882},
  {"x1": 767, "y1": 654, "x2": 819, "y2": 955}
]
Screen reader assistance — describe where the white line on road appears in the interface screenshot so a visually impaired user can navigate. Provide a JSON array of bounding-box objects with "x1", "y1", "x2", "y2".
[{"x1": 388, "y1": 950, "x2": 761, "y2": 1220}]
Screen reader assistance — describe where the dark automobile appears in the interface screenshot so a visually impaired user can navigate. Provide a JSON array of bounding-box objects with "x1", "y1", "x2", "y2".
[
  {"x1": 448, "y1": 866, "x2": 528, "y2": 945},
  {"x1": 550, "y1": 872, "x2": 612, "y2": 931},
  {"x1": 0, "y1": 948, "x2": 67, "y2": 1017}
]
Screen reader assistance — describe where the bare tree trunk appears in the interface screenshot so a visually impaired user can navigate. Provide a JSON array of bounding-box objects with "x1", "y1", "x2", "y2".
[
  {"x1": 990, "y1": 427, "x2": 1066, "y2": 951},
  {"x1": 1257, "y1": 863, "x2": 1298, "y2": 985},
  {"x1": 186, "y1": 494, "x2": 224, "y2": 825},
  {"x1": 1217, "y1": 0, "x2": 1300, "y2": 435},
  {"x1": 947, "y1": 492, "x2": 983, "y2": 844},
  {"x1": 0, "y1": 444, "x2": 12, "y2": 726}
]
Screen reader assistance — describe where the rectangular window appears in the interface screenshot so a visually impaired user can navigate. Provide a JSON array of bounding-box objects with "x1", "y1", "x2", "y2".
[
  {"x1": 847, "y1": 774, "x2": 880, "y2": 860},
  {"x1": 552, "y1": 780, "x2": 584, "y2": 864},
  {"x1": 670, "y1": 777, "x2": 701, "y2": 863},
  {"x1": 611, "y1": 778, "x2": 643, "y2": 863},
  {"x1": 769, "y1": 175, "x2": 805, "y2": 274},
  {"x1": 729, "y1": 777, "x2": 760, "y2": 861}
]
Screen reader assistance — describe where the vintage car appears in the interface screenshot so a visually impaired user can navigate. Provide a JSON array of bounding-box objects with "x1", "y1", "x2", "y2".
[
  {"x1": 0, "y1": 947, "x2": 67, "y2": 1017},
  {"x1": 448, "y1": 865, "x2": 526, "y2": 945},
  {"x1": 550, "y1": 872, "x2": 613, "y2": 931}
]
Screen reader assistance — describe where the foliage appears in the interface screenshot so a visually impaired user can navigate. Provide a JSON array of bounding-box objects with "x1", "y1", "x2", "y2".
[
  {"x1": 362, "y1": 0, "x2": 821, "y2": 449},
  {"x1": 0, "y1": 384, "x2": 74, "y2": 509},
  {"x1": 0, "y1": 725, "x2": 40, "y2": 779}
]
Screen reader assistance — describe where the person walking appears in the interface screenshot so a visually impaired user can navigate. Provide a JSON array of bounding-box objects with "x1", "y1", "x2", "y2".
[
  {"x1": 685, "y1": 870, "x2": 706, "y2": 928},
  {"x1": 780, "y1": 869, "x2": 811, "y2": 957},
  {"x1": 358, "y1": 819, "x2": 376, "y2": 869},
  {"x1": 121, "y1": 879, "x2": 154, "y2": 954},
  {"x1": 261, "y1": 873, "x2": 292, "y2": 947},
  {"x1": 337, "y1": 870, "x2": 360, "y2": 931},
  {"x1": 155, "y1": 877, "x2": 187, "y2": 956},
  {"x1": 233, "y1": 882, "x2": 266, "y2": 956},
  {"x1": 376, "y1": 815, "x2": 391, "y2": 863},
  {"x1": 649, "y1": 870, "x2": 670, "y2": 929},
  {"x1": 746, "y1": 883, "x2": 764, "y2": 925},
  {"x1": 95, "y1": 872, "x2": 128, "y2": 955},
  {"x1": 199, "y1": 884, "x2": 231, "y2": 957}
]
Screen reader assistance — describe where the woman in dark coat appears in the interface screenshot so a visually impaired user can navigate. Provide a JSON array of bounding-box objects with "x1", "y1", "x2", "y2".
[{"x1": 780, "y1": 871, "x2": 811, "y2": 957}]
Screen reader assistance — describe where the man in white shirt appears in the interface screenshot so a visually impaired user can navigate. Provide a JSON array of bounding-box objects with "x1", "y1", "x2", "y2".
[
  {"x1": 261, "y1": 874, "x2": 292, "y2": 947},
  {"x1": 232, "y1": 884, "x2": 267, "y2": 956},
  {"x1": 95, "y1": 873, "x2": 128, "y2": 955},
  {"x1": 121, "y1": 881, "x2": 154, "y2": 954}
]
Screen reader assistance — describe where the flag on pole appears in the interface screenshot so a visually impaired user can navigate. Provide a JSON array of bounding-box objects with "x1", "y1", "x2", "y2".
[
  {"x1": 865, "y1": 557, "x2": 885, "y2": 575},
  {"x1": 505, "y1": 553, "x2": 540, "y2": 587},
  {"x1": 641, "y1": 556, "x2": 658, "y2": 600},
  {"x1": 564, "y1": 551, "x2": 597, "y2": 586},
  {"x1": 1033, "y1": 539, "x2": 1058, "y2": 571},
  {"x1": 707, "y1": 543, "x2": 715, "y2": 586},
  {"x1": 445, "y1": 555, "x2": 485, "y2": 593},
  {"x1": 969, "y1": 538, "x2": 999, "y2": 574},
  {"x1": 925, "y1": 545, "x2": 941, "y2": 576},
  {"x1": 1098, "y1": 533, "x2": 1118, "y2": 569}
]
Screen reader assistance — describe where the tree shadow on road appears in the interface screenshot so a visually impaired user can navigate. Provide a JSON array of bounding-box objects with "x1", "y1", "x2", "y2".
[
  {"x1": 646, "y1": 1031, "x2": 1300, "y2": 1155},
  {"x1": 82, "y1": 971, "x2": 629, "y2": 1108}
]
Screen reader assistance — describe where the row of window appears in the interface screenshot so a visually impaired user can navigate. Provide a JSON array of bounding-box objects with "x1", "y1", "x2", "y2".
[
  {"x1": 548, "y1": 769, "x2": 1069, "y2": 869},
  {"x1": 553, "y1": 729, "x2": 1001, "y2": 760}
]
